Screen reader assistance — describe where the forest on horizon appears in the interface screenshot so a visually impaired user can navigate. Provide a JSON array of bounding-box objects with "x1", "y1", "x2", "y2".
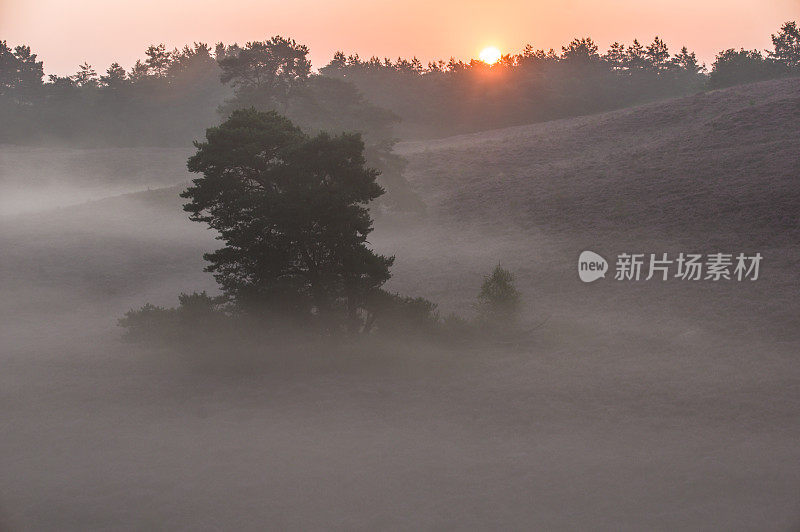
[{"x1": 1, "y1": 20, "x2": 798, "y2": 146}]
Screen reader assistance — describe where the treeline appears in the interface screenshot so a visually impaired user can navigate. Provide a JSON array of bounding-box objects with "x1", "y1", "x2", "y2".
[
  {"x1": 322, "y1": 37, "x2": 705, "y2": 136},
  {"x1": 1, "y1": 21, "x2": 798, "y2": 143},
  {"x1": 322, "y1": 22, "x2": 800, "y2": 136},
  {"x1": 0, "y1": 42, "x2": 228, "y2": 145},
  {"x1": 0, "y1": 37, "x2": 422, "y2": 210}
]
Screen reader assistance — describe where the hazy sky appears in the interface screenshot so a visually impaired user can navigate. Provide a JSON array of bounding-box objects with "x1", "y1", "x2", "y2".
[{"x1": 1, "y1": 0, "x2": 797, "y2": 75}]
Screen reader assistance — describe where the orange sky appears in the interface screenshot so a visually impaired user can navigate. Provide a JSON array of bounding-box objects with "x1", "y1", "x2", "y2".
[{"x1": 1, "y1": 0, "x2": 797, "y2": 75}]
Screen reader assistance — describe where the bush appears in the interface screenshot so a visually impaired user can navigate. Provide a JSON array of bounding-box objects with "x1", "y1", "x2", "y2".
[
  {"x1": 365, "y1": 290, "x2": 440, "y2": 335},
  {"x1": 118, "y1": 291, "x2": 229, "y2": 344},
  {"x1": 475, "y1": 265, "x2": 521, "y2": 328}
]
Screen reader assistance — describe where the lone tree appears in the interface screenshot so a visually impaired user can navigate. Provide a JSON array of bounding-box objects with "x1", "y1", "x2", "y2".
[
  {"x1": 181, "y1": 108, "x2": 394, "y2": 333},
  {"x1": 476, "y1": 264, "x2": 521, "y2": 327}
]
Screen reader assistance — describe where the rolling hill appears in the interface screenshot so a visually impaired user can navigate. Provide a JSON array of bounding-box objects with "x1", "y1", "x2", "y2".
[{"x1": 0, "y1": 78, "x2": 798, "y2": 530}]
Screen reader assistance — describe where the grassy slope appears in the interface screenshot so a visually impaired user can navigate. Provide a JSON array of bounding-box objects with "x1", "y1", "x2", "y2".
[
  {"x1": 0, "y1": 78, "x2": 798, "y2": 530},
  {"x1": 392, "y1": 77, "x2": 799, "y2": 340}
]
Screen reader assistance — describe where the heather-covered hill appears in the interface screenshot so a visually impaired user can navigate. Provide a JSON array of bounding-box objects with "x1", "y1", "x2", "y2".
[{"x1": 399, "y1": 77, "x2": 800, "y2": 247}]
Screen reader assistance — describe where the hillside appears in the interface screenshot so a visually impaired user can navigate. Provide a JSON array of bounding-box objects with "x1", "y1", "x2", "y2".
[
  {"x1": 0, "y1": 78, "x2": 798, "y2": 530},
  {"x1": 399, "y1": 77, "x2": 800, "y2": 246}
]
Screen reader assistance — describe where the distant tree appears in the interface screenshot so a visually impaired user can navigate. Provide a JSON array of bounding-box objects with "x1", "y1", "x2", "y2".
[
  {"x1": 327, "y1": 51, "x2": 347, "y2": 70},
  {"x1": 167, "y1": 42, "x2": 216, "y2": 77},
  {"x1": 708, "y1": 48, "x2": 780, "y2": 88},
  {"x1": 769, "y1": 21, "x2": 800, "y2": 70},
  {"x1": 181, "y1": 109, "x2": 394, "y2": 333},
  {"x1": 561, "y1": 37, "x2": 600, "y2": 63},
  {"x1": 518, "y1": 46, "x2": 558, "y2": 68},
  {"x1": 0, "y1": 41, "x2": 15, "y2": 96},
  {"x1": 427, "y1": 59, "x2": 446, "y2": 72},
  {"x1": 46, "y1": 74, "x2": 75, "y2": 88},
  {"x1": 73, "y1": 62, "x2": 98, "y2": 87},
  {"x1": 603, "y1": 42, "x2": 627, "y2": 71},
  {"x1": 446, "y1": 56, "x2": 468, "y2": 73},
  {"x1": 128, "y1": 59, "x2": 150, "y2": 82},
  {"x1": 100, "y1": 62, "x2": 128, "y2": 86},
  {"x1": 144, "y1": 43, "x2": 171, "y2": 77},
  {"x1": 671, "y1": 46, "x2": 703, "y2": 74},
  {"x1": 625, "y1": 39, "x2": 648, "y2": 71},
  {"x1": 475, "y1": 265, "x2": 521, "y2": 327},
  {"x1": 218, "y1": 36, "x2": 311, "y2": 109},
  {"x1": 645, "y1": 37, "x2": 670, "y2": 72},
  {"x1": 0, "y1": 42, "x2": 44, "y2": 102}
]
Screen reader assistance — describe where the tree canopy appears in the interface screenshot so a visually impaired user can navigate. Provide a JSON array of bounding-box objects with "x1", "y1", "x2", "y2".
[{"x1": 182, "y1": 108, "x2": 394, "y2": 333}]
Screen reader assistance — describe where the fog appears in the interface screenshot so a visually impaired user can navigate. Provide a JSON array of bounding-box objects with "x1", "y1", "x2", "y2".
[
  {"x1": 1, "y1": 76, "x2": 799, "y2": 530},
  {"x1": 0, "y1": 147, "x2": 192, "y2": 215}
]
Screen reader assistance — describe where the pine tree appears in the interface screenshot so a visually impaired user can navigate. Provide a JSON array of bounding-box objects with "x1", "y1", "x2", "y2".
[
  {"x1": 476, "y1": 265, "x2": 521, "y2": 327},
  {"x1": 181, "y1": 109, "x2": 394, "y2": 332}
]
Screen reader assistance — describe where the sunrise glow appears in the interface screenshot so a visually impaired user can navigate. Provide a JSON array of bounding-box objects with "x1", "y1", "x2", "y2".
[{"x1": 479, "y1": 46, "x2": 502, "y2": 64}]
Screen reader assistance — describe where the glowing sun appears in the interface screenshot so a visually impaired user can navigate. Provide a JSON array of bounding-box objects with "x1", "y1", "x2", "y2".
[{"x1": 479, "y1": 46, "x2": 502, "y2": 65}]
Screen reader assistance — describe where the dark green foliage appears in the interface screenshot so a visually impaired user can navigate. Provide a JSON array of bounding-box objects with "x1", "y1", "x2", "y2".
[
  {"x1": 182, "y1": 109, "x2": 394, "y2": 333},
  {"x1": 475, "y1": 265, "x2": 521, "y2": 327}
]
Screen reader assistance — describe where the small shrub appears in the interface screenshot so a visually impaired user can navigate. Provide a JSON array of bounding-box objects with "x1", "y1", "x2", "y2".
[
  {"x1": 475, "y1": 264, "x2": 521, "y2": 328},
  {"x1": 118, "y1": 303, "x2": 176, "y2": 342},
  {"x1": 118, "y1": 291, "x2": 229, "y2": 344},
  {"x1": 365, "y1": 290, "x2": 440, "y2": 335}
]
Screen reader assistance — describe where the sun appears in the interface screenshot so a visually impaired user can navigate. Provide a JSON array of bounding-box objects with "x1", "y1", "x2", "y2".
[{"x1": 479, "y1": 46, "x2": 502, "y2": 65}]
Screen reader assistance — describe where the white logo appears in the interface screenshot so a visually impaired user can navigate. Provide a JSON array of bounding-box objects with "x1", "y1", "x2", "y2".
[{"x1": 578, "y1": 250, "x2": 608, "y2": 282}]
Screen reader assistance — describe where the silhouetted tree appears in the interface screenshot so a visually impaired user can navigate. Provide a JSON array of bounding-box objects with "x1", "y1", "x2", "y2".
[
  {"x1": 769, "y1": 21, "x2": 800, "y2": 70},
  {"x1": 561, "y1": 38, "x2": 600, "y2": 63},
  {"x1": 73, "y1": 62, "x2": 98, "y2": 87},
  {"x1": 128, "y1": 59, "x2": 150, "y2": 82},
  {"x1": 144, "y1": 43, "x2": 171, "y2": 77},
  {"x1": 625, "y1": 39, "x2": 648, "y2": 71},
  {"x1": 0, "y1": 41, "x2": 43, "y2": 103},
  {"x1": 708, "y1": 49, "x2": 779, "y2": 88},
  {"x1": 476, "y1": 265, "x2": 521, "y2": 327},
  {"x1": 671, "y1": 46, "x2": 703, "y2": 74},
  {"x1": 218, "y1": 36, "x2": 311, "y2": 109},
  {"x1": 100, "y1": 62, "x2": 128, "y2": 86},
  {"x1": 603, "y1": 42, "x2": 627, "y2": 71},
  {"x1": 181, "y1": 109, "x2": 394, "y2": 333},
  {"x1": 645, "y1": 37, "x2": 670, "y2": 72}
]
